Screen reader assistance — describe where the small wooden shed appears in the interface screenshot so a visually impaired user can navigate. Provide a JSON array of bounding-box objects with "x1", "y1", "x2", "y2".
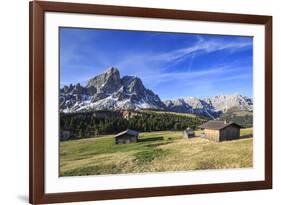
[
  {"x1": 183, "y1": 128, "x2": 195, "y2": 139},
  {"x1": 115, "y1": 129, "x2": 139, "y2": 144},
  {"x1": 199, "y1": 121, "x2": 242, "y2": 142}
]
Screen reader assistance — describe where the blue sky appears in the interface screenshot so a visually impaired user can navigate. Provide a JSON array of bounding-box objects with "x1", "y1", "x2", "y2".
[{"x1": 60, "y1": 27, "x2": 253, "y2": 100}]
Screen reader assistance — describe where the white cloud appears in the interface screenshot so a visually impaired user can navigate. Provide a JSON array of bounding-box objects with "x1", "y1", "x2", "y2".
[
  {"x1": 151, "y1": 36, "x2": 252, "y2": 63},
  {"x1": 141, "y1": 65, "x2": 247, "y2": 88},
  {"x1": 113, "y1": 35, "x2": 252, "y2": 79},
  {"x1": 61, "y1": 33, "x2": 253, "y2": 98}
]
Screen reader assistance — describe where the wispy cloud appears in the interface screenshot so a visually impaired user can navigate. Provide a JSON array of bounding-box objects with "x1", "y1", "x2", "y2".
[
  {"x1": 142, "y1": 65, "x2": 251, "y2": 90},
  {"x1": 147, "y1": 35, "x2": 249, "y2": 62},
  {"x1": 113, "y1": 35, "x2": 252, "y2": 77},
  {"x1": 60, "y1": 29, "x2": 253, "y2": 98},
  {"x1": 142, "y1": 66, "x2": 230, "y2": 83}
]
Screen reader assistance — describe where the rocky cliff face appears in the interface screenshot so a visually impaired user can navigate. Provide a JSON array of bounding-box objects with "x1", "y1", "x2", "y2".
[
  {"x1": 60, "y1": 67, "x2": 166, "y2": 112},
  {"x1": 164, "y1": 97, "x2": 219, "y2": 118},
  {"x1": 204, "y1": 94, "x2": 253, "y2": 113},
  {"x1": 164, "y1": 94, "x2": 253, "y2": 119},
  {"x1": 86, "y1": 67, "x2": 122, "y2": 94}
]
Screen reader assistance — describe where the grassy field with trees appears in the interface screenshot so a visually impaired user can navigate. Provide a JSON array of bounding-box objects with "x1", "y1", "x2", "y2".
[
  {"x1": 60, "y1": 110, "x2": 205, "y2": 139},
  {"x1": 60, "y1": 128, "x2": 253, "y2": 176}
]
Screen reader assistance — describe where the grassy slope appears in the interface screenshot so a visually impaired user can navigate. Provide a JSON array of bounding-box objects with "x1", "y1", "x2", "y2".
[
  {"x1": 60, "y1": 129, "x2": 253, "y2": 176},
  {"x1": 240, "y1": 127, "x2": 253, "y2": 135}
]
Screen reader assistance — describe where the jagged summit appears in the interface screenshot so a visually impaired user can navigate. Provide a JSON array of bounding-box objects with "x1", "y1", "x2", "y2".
[
  {"x1": 86, "y1": 67, "x2": 121, "y2": 93},
  {"x1": 164, "y1": 94, "x2": 253, "y2": 119},
  {"x1": 60, "y1": 67, "x2": 166, "y2": 112},
  {"x1": 60, "y1": 67, "x2": 253, "y2": 117}
]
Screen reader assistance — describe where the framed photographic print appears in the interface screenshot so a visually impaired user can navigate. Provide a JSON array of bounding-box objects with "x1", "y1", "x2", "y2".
[{"x1": 29, "y1": 1, "x2": 272, "y2": 204}]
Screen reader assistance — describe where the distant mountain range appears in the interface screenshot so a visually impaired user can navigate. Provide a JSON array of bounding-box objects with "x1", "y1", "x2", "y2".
[
  {"x1": 60, "y1": 67, "x2": 253, "y2": 119},
  {"x1": 164, "y1": 94, "x2": 253, "y2": 119}
]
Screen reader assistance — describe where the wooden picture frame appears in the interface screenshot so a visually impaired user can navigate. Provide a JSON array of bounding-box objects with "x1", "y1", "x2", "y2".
[{"x1": 29, "y1": 1, "x2": 272, "y2": 204}]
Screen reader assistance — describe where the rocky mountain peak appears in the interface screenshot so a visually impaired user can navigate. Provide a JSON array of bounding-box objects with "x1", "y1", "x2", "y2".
[
  {"x1": 86, "y1": 67, "x2": 121, "y2": 94},
  {"x1": 104, "y1": 66, "x2": 120, "y2": 76},
  {"x1": 204, "y1": 94, "x2": 253, "y2": 113},
  {"x1": 121, "y1": 76, "x2": 145, "y2": 96},
  {"x1": 164, "y1": 94, "x2": 253, "y2": 118},
  {"x1": 59, "y1": 67, "x2": 253, "y2": 116},
  {"x1": 60, "y1": 67, "x2": 166, "y2": 112}
]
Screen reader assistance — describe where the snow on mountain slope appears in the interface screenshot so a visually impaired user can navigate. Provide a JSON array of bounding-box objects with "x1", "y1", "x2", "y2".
[
  {"x1": 164, "y1": 94, "x2": 253, "y2": 118},
  {"x1": 60, "y1": 67, "x2": 166, "y2": 112},
  {"x1": 60, "y1": 67, "x2": 253, "y2": 118}
]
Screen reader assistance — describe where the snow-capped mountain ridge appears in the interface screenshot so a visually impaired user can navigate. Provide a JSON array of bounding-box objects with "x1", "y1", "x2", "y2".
[
  {"x1": 164, "y1": 94, "x2": 253, "y2": 118},
  {"x1": 60, "y1": 67, "x2": 253, "y2": 118},
  {"x1": 60, "y1": 67, "x2": 166, "y2": 112}
]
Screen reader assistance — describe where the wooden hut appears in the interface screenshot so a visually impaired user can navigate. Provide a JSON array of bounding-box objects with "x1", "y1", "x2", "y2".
[
  {"x1": 183, "y1": 128, "x2": 195, "y2": 139},
  {"x1": 115, "y1": 129, "x2": 139, "y2": 144},
  {"x1": 199, "y1": 120, "x2": 242, "y2": 142}
]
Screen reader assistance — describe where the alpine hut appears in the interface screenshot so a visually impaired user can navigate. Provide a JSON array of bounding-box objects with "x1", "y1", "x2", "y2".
[
  {"x1": 199, "y1": 120, "x2": 242, "y2": 142},
  {"x1": 115, "y1": 129, "x2": 139, "y2": 144}
]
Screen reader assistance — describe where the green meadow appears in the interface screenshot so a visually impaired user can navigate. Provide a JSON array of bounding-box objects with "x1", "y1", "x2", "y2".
[{"x1": 60, "y1": 128, "x2": 253, "y2": 176}]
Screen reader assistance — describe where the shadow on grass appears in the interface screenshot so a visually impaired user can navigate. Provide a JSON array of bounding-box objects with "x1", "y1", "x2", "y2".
[
  {"x1": 240, "y1": 134, "x2": 253, "y2": 139},
  {"x1": 138, "y1": 136, "x2": 164, "y2": 142}
]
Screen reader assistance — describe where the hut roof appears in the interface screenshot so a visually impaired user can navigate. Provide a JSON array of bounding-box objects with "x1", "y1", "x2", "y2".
[
  {"x1": 199, "y1": 121, "x2": 242, "y2": 130},
  {"x1": 115, "y1": 129, "x2": 139, "y2": 138},
  {"x1": 184, "y1": 128, "x2": 194, "y2": 133}
]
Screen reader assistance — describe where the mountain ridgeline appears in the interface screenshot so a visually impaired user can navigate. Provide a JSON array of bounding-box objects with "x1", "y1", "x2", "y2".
[
  {"x1": 60, "y1": 67, "x2": 253, "y2": 140},
  {"x1": 60, "y1": 67, "x2": 166, "y2": 112},
  {"x1": 60, "y1": 67, "x2": 253, "y2": 119}
]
